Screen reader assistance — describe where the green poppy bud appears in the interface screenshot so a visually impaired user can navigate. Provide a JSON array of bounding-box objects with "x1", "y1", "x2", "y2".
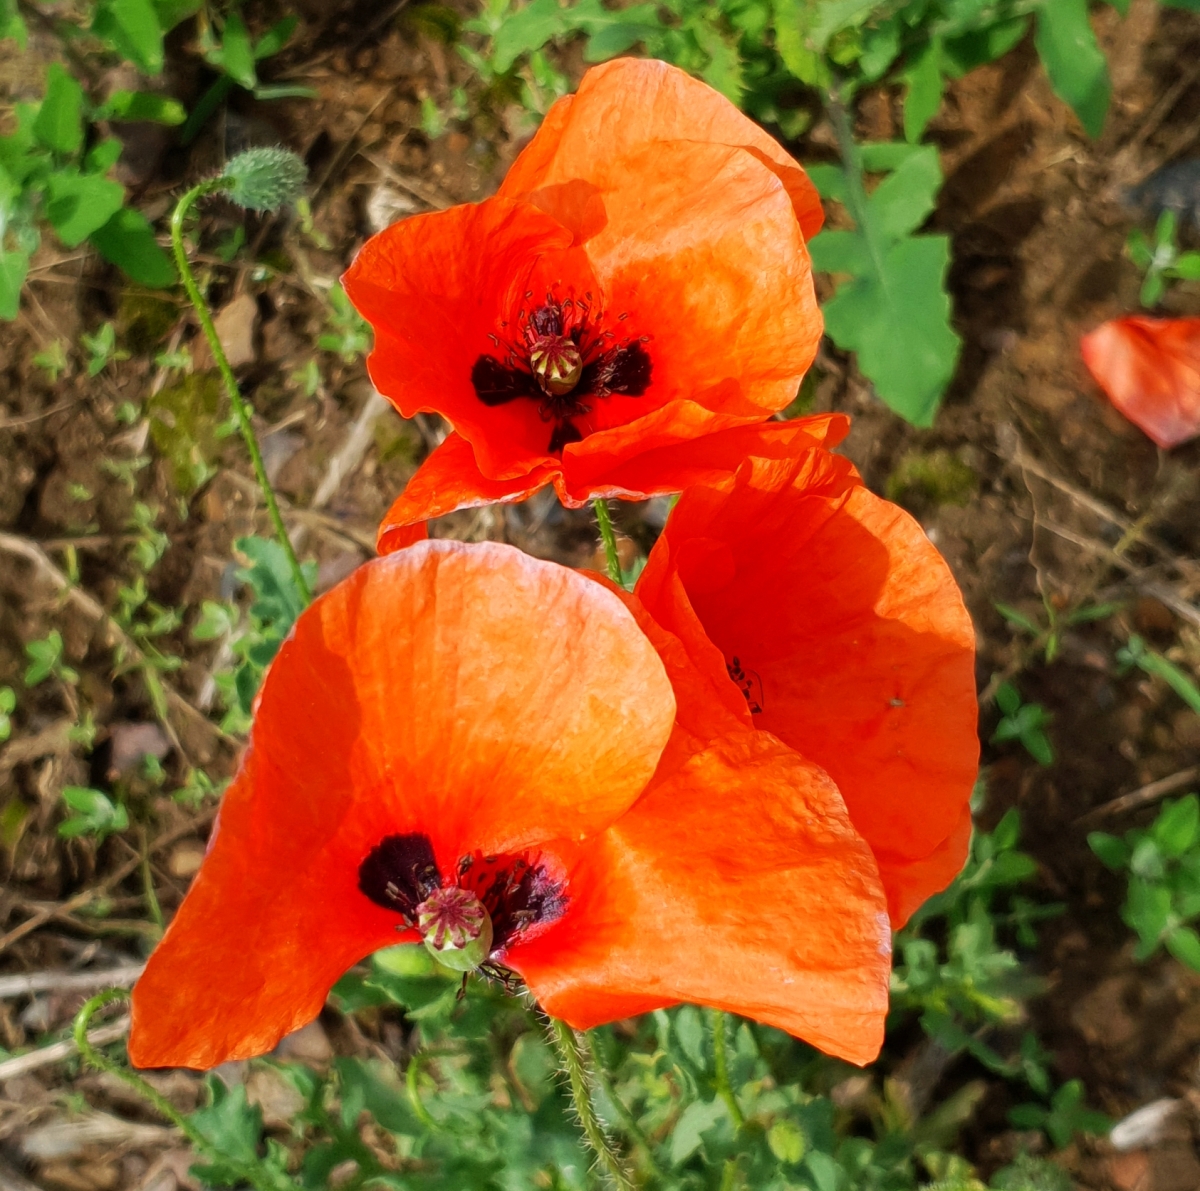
[{"x1": 221, "y1": 147, "x2": 307, "y2": 213}]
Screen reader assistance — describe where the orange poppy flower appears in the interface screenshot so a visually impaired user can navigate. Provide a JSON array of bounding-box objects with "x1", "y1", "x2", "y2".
[
  {"x1": 1080, "y1": 316, "x2": 1200, "y2": 448},
  {"x1": 633, "y1": 449, "x2": 979, "y2": 927},
  {"x1": 342, "y1": 57, "x2": 825, "y2": 551},
  {"x1": 129, "y1": 541, "x2": 891, "y2": 1070}
]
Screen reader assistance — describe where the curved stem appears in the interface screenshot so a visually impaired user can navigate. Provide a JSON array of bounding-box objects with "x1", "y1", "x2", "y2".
[
  {"x1": 171, "y1": 180, "x2": 311, "y2": 605},
  {"x1": 73, "y1": 992, "x2": 291, "y2": 1191},
  {"x1": 548, "y1": 1017, "x2": 638, "y2": 1191},
  {"x1": 592, "y1": 499, "x2": 623, "y2": 586},
  {"x1": 710, "y1": 1010, "x2": 745, "y2": 1129}
]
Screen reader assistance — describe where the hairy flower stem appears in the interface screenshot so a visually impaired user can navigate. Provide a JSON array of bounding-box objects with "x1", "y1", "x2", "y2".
[
  {"x1": 73, "y1": 991, "x2": 293, "y2": 1191},
  {"x1": 592, "y1": 499, "x2": 623, "y2": 586},
  {"x1": 710, "y1": 1009, "x2": 746, "y2": 1128},
  {"x1": 170, "y1": 179, "x2": 311, "y2": 605},
  {"x1": 548, "y1": 1017, "x2": 638, "y2": 1191}
]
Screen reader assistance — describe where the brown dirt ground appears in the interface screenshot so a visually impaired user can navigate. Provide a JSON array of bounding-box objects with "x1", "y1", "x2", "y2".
[{"x1": 1, "y1": 1, "x2": 1200, "y2": 1188}]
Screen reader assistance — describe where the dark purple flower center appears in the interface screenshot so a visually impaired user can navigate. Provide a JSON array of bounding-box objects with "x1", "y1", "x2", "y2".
[
  {"x1": 727, "y1": 656, "x2": 764, "y2": 715},
  {"x1": 358, "y1": 833, "x2": 567, "y2": 964},
  {"x1": 471, "y1": 292, "x2": 652, "y2": 454}
]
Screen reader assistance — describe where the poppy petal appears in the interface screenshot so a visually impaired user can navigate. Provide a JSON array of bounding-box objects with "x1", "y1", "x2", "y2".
[
  {"x1": 1080, "y1": 315, "x2": 1200, "y2": 448},
  {"x1": 376, "y1": 417, "x2": 849, "y2": 552},
  {"x1": 130, "y1": 542, "x2": 674, "y2": 1069},
  {"x1": 511, "y1": 728, "x2": 891, "y2": 1065},
  {"x1": 527, "y1": 138, "x2": 821, "y2": 440},
  {"x1": 636, "y1": 452, "x2": 978, "y2": 925},
  {"x1": 501, "y1": 57, "x2": 825, "y2": 241},
  {"x1": 878, "y1": 804, "x2": 974, "y2": 928},
  {"x1": 376, "y1": 432, "x2": 557, "y2": 554},
  {"x1": 342, "y1": 197, "x2": 601, "y2": 477}
]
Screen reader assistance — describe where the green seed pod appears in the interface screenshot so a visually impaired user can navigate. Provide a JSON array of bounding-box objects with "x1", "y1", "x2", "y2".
[
  {"x1": 221, "y1": 147, "x2": 307, "y2": 213},
  {"x1": 417, "y1": 886, "x2": 494, "y2": 973}
]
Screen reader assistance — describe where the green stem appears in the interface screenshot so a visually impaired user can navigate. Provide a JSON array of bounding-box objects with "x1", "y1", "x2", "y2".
[
  {"x1": 710, "y1": 1010, "x2": 745, "y2": 1129},
  {"x1": 592, "y1": 499, "x2": 623, "y2": 586},
  {"x1": 548, "y1": 1017, "x2": 638, "y2": 1191},
  {"x1": 586, "y1": 1031, "x2": 666, "y2": 1181},
  {"x1": 170, "y1": 180, "x2": 311, "y2": 605},
  {"x1": 73, "y1": 992, "x2": 292, "y2": 1191}
]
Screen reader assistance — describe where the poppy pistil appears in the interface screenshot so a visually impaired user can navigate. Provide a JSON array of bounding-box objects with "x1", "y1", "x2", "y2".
[{"x1": 416, "y1": 886, "x2": 494, "y2": 972}]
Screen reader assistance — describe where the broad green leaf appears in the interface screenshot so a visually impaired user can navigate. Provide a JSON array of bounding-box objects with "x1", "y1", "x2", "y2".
[
  {"x1": 859, "y1": 140, "x2": 926, "y2": 172},
  {"x1": 219, "y1": 13, "x2": 257, "y2": 88},
  {"x1": 1166, "y1": 925, "x2": 1200, "y2": 971},
  {"x1": 1034, "y1": 0, "x2": 1110, "y2": 139},
  {"x1": 92, "y1": 0, "x2": 165, "y2": 74},
  {"x1": 45, "y1": 171, "x2": 125, "y2": 246},
  {"x1": 808, "y1": 0, "x2": 878, "y2": 52},
  {"x1": 772, "y1": 0, "x2": 824, "y2": 85},
  {"x1": 669, "y1": 1098, "x2": 726, "y2": 1165},
  {"x1": 88, "y1": 207, "x2": 176, "y2": 287},
  {"x1": 903, "y1": 37, "x2": 944, "y2": 143},
  {"x1": 820, "y1": 233, "x2": 960, "y2": 426},
  {"x1": 808, "y1": 229, "x2": 870, "y2": 274},
  {"x1": 805, "y1": 163, "x2": 846, "y2": 202},
  {"x1": 0, "y1": 248, "x2": 29, "y2": 320},
  {"x1": 99, "y1": 90, "x2": 186, "y2": 124},
  {"x1": 491, "y1": 0, "x2": 565, "y2": 71},
  {"x1": 692, "y1": 14, "x2": 744, "y2": 103},
  {"x1": 33, "y1": 64, "x2": 84, "y2": 155},
  {"x1": 866, "y1": 145, "x2": 942, "y2": 239}
]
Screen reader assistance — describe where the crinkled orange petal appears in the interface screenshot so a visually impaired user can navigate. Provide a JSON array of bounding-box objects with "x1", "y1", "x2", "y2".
[
  {"x1": 376, "y1": 418, "x2": 848, "y2": 552},
  {"x1": 561, "y1": 413, "x2": 851, "y2": 503},
  {"x1": 501, "y1": 57, "x2": 824, "y2": 241},
  {"x1": 529, "y1": 138, "x2": 821, "y2": 443},
  {"x1": 511, "y1": 728, "x2": 891, "y2": 1065},
  {"x1": 376, "y1": 432, "x2": 557, "y2": 554},
  {"x1": 130, "y1": 542, "x2": 674, "y2": 1069},
  {"x1": 636, "y1": 452, "x2": 978, "y2": 926},
  {"x1": 878, "y1": 804, "x2": 973, "y2": 928},
  {"x1": 342, "y1": 197, "x2": 599, "y2": 478},
  {"x1": 1081, "y1": 316, "x2": 1200, "y2": 448}
]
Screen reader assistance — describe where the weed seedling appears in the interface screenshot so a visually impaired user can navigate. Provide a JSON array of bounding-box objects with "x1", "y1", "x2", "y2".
[
  {"x1": 1127, "y1": 210, "x2": 1200, "y2": 307},
  {"x1": 58, "y1": 786, "x2": 129, "y2": 842},
  {"x1": 1090, "y1": 793, "x2": 1200, "y2": 968},
  {"x1": 991, "y1": 682, "x2": 1054, "y2": 766},
  {"x1": 24, "y1": 630, "x2": 78, "y2": 686}
]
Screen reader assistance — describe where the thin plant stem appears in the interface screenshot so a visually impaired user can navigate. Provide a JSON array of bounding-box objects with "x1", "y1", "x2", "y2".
[
  {"x1": 710, "y1": 1010, "x2": 745, "y2": 1129},
  {"x1": 548, "y1": 1017, "x2": 638, "y2": 1191},
  {"x1": 73, "y1": 991, "x2": 293, "y2": 1191},
  {"x1": 586, "y1": 1030, "x2": 666, "y2": 1181},
  {"x1": 719, "y1": 1159, "x2": 738, "y2": 1191},
  {"x1": 170, "y1": 180, "x2": 311, "y2": 604},
  {"x1": 592, "y1": 499, "x2": 623, "y2": 586}
]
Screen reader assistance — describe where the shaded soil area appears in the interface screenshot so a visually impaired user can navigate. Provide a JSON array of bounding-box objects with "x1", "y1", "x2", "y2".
[{"x1": 1, "y1": 0, "x2": 1200, "y2": 1188}]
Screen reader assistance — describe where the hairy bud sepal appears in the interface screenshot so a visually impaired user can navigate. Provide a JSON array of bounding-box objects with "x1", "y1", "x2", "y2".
[
  {"x1": 416, "y1": 886, "x2": 494, "y2": 972},
  {"x1": 221, "y1": 147, "x2": 307, "y2": 212}
]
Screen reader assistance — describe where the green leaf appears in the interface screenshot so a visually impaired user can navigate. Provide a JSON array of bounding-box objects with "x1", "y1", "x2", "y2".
[
  {"x1": 903, "y1": 37, "x2": 944, "y2": 143},
  {"x1": 670, "y1": 1098, "x2": 726, "y2": 1165},
  {"x1": 86, "y1": 138, "x2": 123, "y2": 174},
  {"x1": 45, "y1": 171, "x2": 125, "y2": 247},
  {"x1": 88, "y1": 207, "x2": 176, "y2": 287},
  {"x1": 692, "y1": 14, "x2": 745, "y2": 103},
  {"x1": 33, "y1": 64, "x2": 84, "y2": 155},
  {"x1": 0, "y1": 249, "x2": 29, "y2": 320},
  {"x1": 219, "y1": 13, "x2": 258, "y2": 88},
  {"x1": 820, "y1": 233, "x2": 960, "y2": 426},
  {"x1": 1, "y1": 0, "x2": 27, "y2": 46},
  {"x1": 491, "y1": 0, "x2": 566, "y2": 72},
  {"x1": 1152, "y1": 794, "x2": 1200, "y2": 858},
  {"x1": 866, "y1": 145, "x2": 942, "y2": 239},
  {"x1": 1103, "y1": 0, "x2": 1130, "y2": 11},
  {"x1": 1166, "y1": 925, "x2": 1200, "y2": 971},
  {"x1": 1034, "y1": 0, "x2": 1110, "y2": 139},
  {"x1": 98, "y1": 90, "x2": 186, "y2": 124},
  {"x1": 151, "y1": 0, "x2": 201, "y2": 30},
  {"x1": 91, "y1": 0, "x2": 165, "y2": 74},
  {"x1": 253, "y1": 14, "x2": 298, "y2": 59},
  {"x1": 808, "y1": 229, "x2": 870, "y2": 274},
  {"x1": 1162, "y1": 0, "x2": 1200, "y2": 9},
  {"x1": 772, "y1": 0, "x2": 824, "y2": 85},
  {"x1": 1088, "y1": 832, "x2": 1131, "y2": 871}
]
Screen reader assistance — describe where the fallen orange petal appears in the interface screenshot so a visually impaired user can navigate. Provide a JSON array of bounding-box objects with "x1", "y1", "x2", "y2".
[{"x1": 1081, "y1": 316, "x2": 1200, "y2": 448}]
